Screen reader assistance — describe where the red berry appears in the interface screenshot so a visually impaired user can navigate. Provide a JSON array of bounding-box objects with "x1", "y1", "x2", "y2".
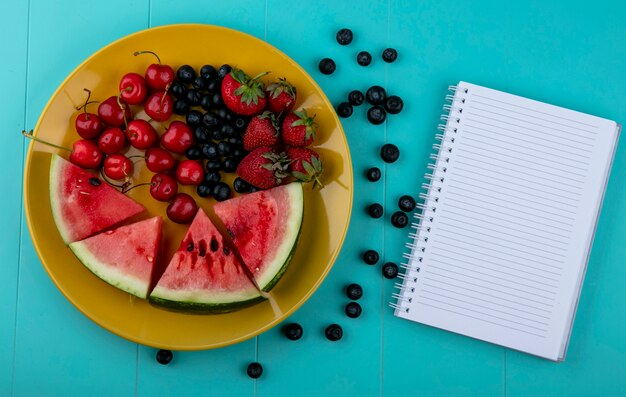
[
  {"x1": 119, "y1": 72, "x2": 148, "y2": 105},
  {"x1": 175, "y1": 160, "x2": 204, "y2": 185},
  {"x1": 70, "y1": 139, "x2": 103, "y2": 169},
  {"x1": 126, "y1": 119, "x2": 158, "y2": 150},
  {"x1": 166, "y1": 193, "x2": 198, "y2": 224},
  {"x1": 145, "y1": 147, "x2": 176, "y2": 173},
  {"x1": 98, "y1": 127, "x2": 126, "y2": 154},
  {"x1": 150, "y1": 173, "x2": 178, "y2": 202},
  {"x1": 161, "y1": 121, "x2": 194, "y2": 154},
  {"x1": 134, "y1": 51, "x2": 175, "y2": 90},
  {"x1": 75, "y1": 112, "x2": 103, "y2": 139},
  {"x1": 144, "y1": 91, "x2": 173, "y2": 122},
  {"x1": 103, "y1": 154, "x2": 132, "y2": 180},
  {"x1": 98, "y1": 96, "x2": 131, "y2": 127}
]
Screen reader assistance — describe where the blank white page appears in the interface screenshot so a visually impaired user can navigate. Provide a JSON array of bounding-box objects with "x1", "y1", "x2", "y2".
[{"x1": 394, "y1": 81, "x2": 619, "y2": 361}]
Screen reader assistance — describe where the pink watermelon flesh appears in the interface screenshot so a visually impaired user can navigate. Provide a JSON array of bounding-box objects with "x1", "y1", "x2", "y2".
[
  {"x1": 149, "y1": 209, "x2": 263, "y2": 313},
  {"x1": 69, "y1": 216, "x2": 163, "y2": 299},
  {"x1": 213, "y1": 182, "x2": 303, "y2": 292},
  {"x1": 49, "y1": 154, "x2": 144, "y2": 244}
]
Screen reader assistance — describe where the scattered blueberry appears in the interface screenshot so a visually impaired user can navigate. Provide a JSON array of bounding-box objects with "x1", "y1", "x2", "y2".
[
  {"x1": 382, "y1": 262, "x2": 399, "y2": 279},
  {"x1": 186, "y1": 89, "x2": 202, "y2": 106},
  {"x1": 234, "y1": 117, "x2": 248, "y2": 131},
  {"x1": 202, "y1": 142, "x2": 219, "y2": 160},
  {"x1": 366, "y1": 86, "x2": 386, "y2": 105},
  {"x1": 357, "y1": 51, "x2": 372, "y2": 66},
  {"x1": 399, "y1": 195, "x2": 416, "y2": 212},
  {"x1": 367, "y1": 106, "x2": 387, "y2": 125},
  {"x1": 197, "y1": 182, "x2": 213, "y2": 198},
  {"x1": 156, "y1": 349, "x2": 173, "y2": 365},
  {"x1": 348, "y1": 90, "x2": 365, "y2": 106},
  {"x1": 337, "y1": 102, "x2": 353, "y2": 118},
  {"x1": 173, "y1": 99, "x2": 190, "y2": 115},
  {"x1": 345, "y1": 302, "x2": 362, "y2": 318},
  {"x1": 176, "y1": 65, "x2": 196, "y2": 83},
  {"x1": 193, "y1": 126, "x2": 210, "y2": 144},
  {"x1": 222, "y1": 157, "x2": 237, "y2": 173},
  {"x1": 391, "y1": 211, "x2": 409, "y2": 228},
  {"x1": 205, "y1": 159, "x2": 222, "y2": 172},
  {"x1": 204, "y1": 171, "x2": 221, "y2": 185},
  {"x1": 336, "y1": 28, "x2": 353, "y2": 45},
  {"x1": 366, "y1": 167, "x2": 381, "y2": 182},
  {"x1": 247, "y1": 362, "x2": 263, "y2": 379},
  {"x1": 385, "y1": 95, "x2": 404, "y2": 114},
  {"x1": 185, "y1": 146, "x2": 202, "y2": 160},
  {"x1": 192, "y1": 75, "x2": 206, "y2": 90},
  {"x1": 363, "y1": 249, "x2": 379, "y2": 265},
  {"x1": 283, "y1": 323, "x2": 304, "y2": 341},
  {"x1": 186, "y1": 110, "x2": 203, "y2": 126},
  {"x1": 319, "y1": 58, "x2": 336, "y2": 75},
  {"x1": 217, "y1": 64, "x2": 232, "y2": 80},
  {"x1": 368, "y1": 203, "x2": 383, "y2": 218},
  {"x1": 217, "y1": 141, "x2": 232, "y2": 156},
  {"x1": 380, "y1": 143, "x2": 399, "y2": 163},
  {"x1": 325, "y1": 324, "x2": 343, "y2": 341},
  {"x1": 170, "y1": 81, "x2": 187, "y2": 99},
  {"x1": 382, "y1": 48, "x2": 398, "y2": 63},
  {"x1": 202, "y1": 111, "x2": 220, "y2": 128},
  {"x1": 233, "y1": 177, "x2": 252, "y2": 193},
  {"x1": 213, "y1": 182, "x2": 231, "y2": 202},
  {"x1": 346, "y1": 283, "x2": 363, "y2": 300},
  {"x1": 200, "y1": 64, "x2": 217, "y2": 81}
]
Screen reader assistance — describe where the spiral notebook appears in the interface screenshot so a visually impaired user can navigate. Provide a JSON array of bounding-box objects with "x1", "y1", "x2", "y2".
[{"x1": 391, "y1": 81, "x2": 621, "y2": 361}]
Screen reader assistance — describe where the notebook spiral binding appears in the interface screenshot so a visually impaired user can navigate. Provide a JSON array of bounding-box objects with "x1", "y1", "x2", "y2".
[{"x1": 390, "y1": 84, "x2": 468, "y2": 314}]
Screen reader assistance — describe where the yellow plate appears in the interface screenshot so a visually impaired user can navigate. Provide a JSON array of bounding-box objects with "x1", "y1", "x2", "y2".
[{"x1": 23, "y1": 24, "x2": 353, "y2": 350}]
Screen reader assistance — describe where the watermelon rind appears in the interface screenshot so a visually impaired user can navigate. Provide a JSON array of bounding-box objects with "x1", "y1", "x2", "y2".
[
  {"x1": 49, "y1": 154, "x2": 71, "y2": 243},
  {"x1": 149, "y1": 292, "x2": 265, "y2": 315}
]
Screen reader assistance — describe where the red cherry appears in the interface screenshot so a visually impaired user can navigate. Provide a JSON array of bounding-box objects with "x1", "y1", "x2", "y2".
[
  {"x1": 144, "y1": 91, "x2": 173, "y2": 122},
  {"x1": 150, "y1": 173, "x2": 178, "y2": 202},
  {"x1": 70, "y1": 139, "x2": 103, "y2": 169},
  {"x1": 134, "y1": 51, "x2": 175, "y2": 90},
  {"x1": 145, "y1": 147, "x2": 176, "y2": 173},
  {"x1": 75, "y1": 112, "x2": 103, "y2": 139},
  {"x1": 103, "y1": 154, "x2": 132, "y2": 180},
  {"x1": 161, "y1": 121, "x2": 194, "y2": 154},
  {"x1": 166, "y1": 193, "x2": 198, "y2": 224},
  {"x1": 126, "y1": 119, "x2": 158, "y2": 150},
  {"x1": 98, "y1": 96, "x2": 131, "y2": 127},
  {"x1": 175, "y1": 160, "x2": 204, "y2": 185},
  {"x1": 119, "y1": 72, "x2": 148, "y2": 105},
  {"x1": 98, "y1": 127, "x2": 126, "y2": 154}
]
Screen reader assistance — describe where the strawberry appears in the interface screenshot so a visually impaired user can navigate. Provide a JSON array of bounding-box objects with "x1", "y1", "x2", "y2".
[
  {"x1": 281, "y1": 109, "x2": 316, "y2": 147},
  {"x1": 221, "y1": 67, "x2": 268, "y2": 116},
  {"x1": 243, "y1": 111, "x2": 279, "y2": 151},
  {"x1": 266, "y1": 77, "x2": 297, "y2": 114},
  {"x1": 287, "y1": 146, "x2": 324, "y2": 188},
  {"x1": 236, "y1": 147, "x2": 289, "y2": 189}
]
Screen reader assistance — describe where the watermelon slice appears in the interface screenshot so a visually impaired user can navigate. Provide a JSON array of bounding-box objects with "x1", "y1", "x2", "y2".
[
  {"x1": 69, "y1": 216, "x2": 163, "y2": 299},
  {"x1": 213, "y1": 182, "x2": 304, "y2": 292},
  {"x1": 149, "y1": 209, "x2": 263, "y2": 313},
  {"x1": 49, "y1": 154, "x2": 144, "y2": 244}
]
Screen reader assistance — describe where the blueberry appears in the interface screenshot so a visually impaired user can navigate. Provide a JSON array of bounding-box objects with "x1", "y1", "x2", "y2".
[
  {"x1": 382, "y1": 262, "x2": 399, "y2": 279},
  {"x1": 348, "y1": 90, "x2": 364, "y2": 106},
  {"x1": 192, "y1": 75, "x2": 206, "y2": 90},
  {"x1": 204, "y1": 171, "x2": 221, "y2": 185},
  {"x1": 337, "y1": 102, "x2": 353, "y2": 118},
  {"x1": 220, "y1": 124, "x2": 235, "y2": 137},
  {"x1": 194, "y1": 126, "x2": 210, "y2": 144},
  {"x1": 217, "y1": 141, "x2": 232, "y2": 156},
  {"x1": 234, "y1": 117, "x2": 248, "y2": 131},
  {"x1": 213, "y1": 182, "x2": 231, "y2": 202},
  {"x1": 325, "y1": 324, "x2": 343, "y2": 341},
  {"x1": 367, "y1": 106, "x2": 387, "y2": 125},
  {"x1": 176, "y1": 65, "x2": 196, "y2": 83},
  {"x1": 173, "y1": 99, "x2": 190, "y2": 115},
  {"x1": 318, "y1": 58, "x2": 336, "y2": 75},
  {"x1": 202, "y1": 142, "x2": 219, "y2": 159},
  {"x1": 233, "y1": 177, "x2": 252, "y2": 193},
  {"x1": 170, "y1": 81, "x2": 187, "y2": 99},
  {"x1": 186, "y1": 89, "x2": 202, "y2": 106},
  {"x1": 336, "y1": 28, "x2": 353, "y2": 45},
  {"x1": 368, "y1": 203, "x2": 383, "y2": 218},
  {"x1": 357, "y1": 51, "x2": 372, "y2": 66},
  {"x1": 222, "y1": 157, "x2": 237, "y2": 173},
  {"x1": 200, "y1": 94, "x2": 213, "y2": 111},
  {"x1": 391, "y1": 211, "x2": 409, "y2": 228},
  {"x1": 211, "y1": 128, "x2": 224, "y2": 141},
  {"x1": 197, "y1": 182, "x2": 213, "y2": 198},
  {"x1": 346, "y1": 283, "x2": 363, "y2": 300},
  {"x1": 380, "y1": 143, "x2": 399, "y2": 163},
  {"x1": 366, "y1": 167, "x2": 381, "y2": 182},
  {"x1": 363, "y1": 249, "x2": 379, "y2": 265},
  {"x1": 185, "y1": 146, "x2": 202, "y2": 160},
  {"x1": 186, "y1": 110, "x2": 203, "y2": 126},
  {"x1": 399, "y1": 195, "x2": 416, "y2": 212},
  {"x1": 200, "y1": 64, "x2": 217, "y2": 81},
  {"x1": 218, "y1": 64, "x2": 232, "y2": 80},
  {"x1": 283, "y1": 323, "x2": 303, "y2": 340},
  {"x1": 211, "y1": 92, "x2": 224, "y2": 108},
  {"x1": 385, "y1": 95, "x2": 404, "y2": 114},
  {"x1": 217, "y1": 107, "x2": 230, "y2": 120},
  {"x1": 366, "y1": 86, "x2": 386, "y2": 105},
  {"x1": 205, "y1": 159, "x2": 221, "y2": 172},
  {"x1": 232, "y1": 148, "x2": 247, "y2": 161},
  {"x1": 382, "y1": 48, "x2": 398, "y2": 63},
  {"x1": 246, "y1": 362, "x2": 263, "y2": 379},
  {"x1": 156, "y1": 349, "x2": 173, "y2": 365},
  {"x1": 207, "y1": 79, "x2": 220, "y2": 93},
  {"x1": 202, "y1": 111, "x2": 220, "y2": 128},
  {"x1": 228, "y1": 136, "x2": 243, "y2": 147},
  {"x1": 345, "y1": 302, "x2": 362, "y2": 318}
]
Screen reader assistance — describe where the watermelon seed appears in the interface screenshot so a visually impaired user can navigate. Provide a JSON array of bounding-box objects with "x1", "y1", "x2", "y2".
[
  {"x1": 210, "y1": 237, "x2": 218, "y2": 252},
  {"x1": 88, "y1": 177, "x2": 101, "y2": 186},
  {"x1": 223, "y1": 246, "x2": 230, "y2": 255},
  {"x1": 146, "y1": 256, "x2": 154, "y2": 263},
  {"x1": 198, "y1": 240, "x2": 207, "y2": 257},
  {"x1": 186, "y1": 241, "x2": 194, "y2": 251}
]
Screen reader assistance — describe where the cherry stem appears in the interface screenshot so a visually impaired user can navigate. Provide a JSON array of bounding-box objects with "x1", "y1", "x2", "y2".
[
  {"x1": 22, "y1": 130, "x2": 72, "y2": 152},
  {"x1": 116, "y1": 96, "x2": 128, "y2": 129},
  {"x1": 123, "y1": 182, "x2": 151, "y2": 194},
  {"x1": 133, "y1": 50, "x2": 161, "y2": 65},
  {"x1": 99, "y1": 169, "x2": 125, "y2": 189}
]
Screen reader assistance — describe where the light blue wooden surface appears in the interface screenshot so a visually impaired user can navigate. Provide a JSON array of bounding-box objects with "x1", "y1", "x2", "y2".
[{"x1": 2, "y1": 0, "x2": 626, "y2": 396}]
